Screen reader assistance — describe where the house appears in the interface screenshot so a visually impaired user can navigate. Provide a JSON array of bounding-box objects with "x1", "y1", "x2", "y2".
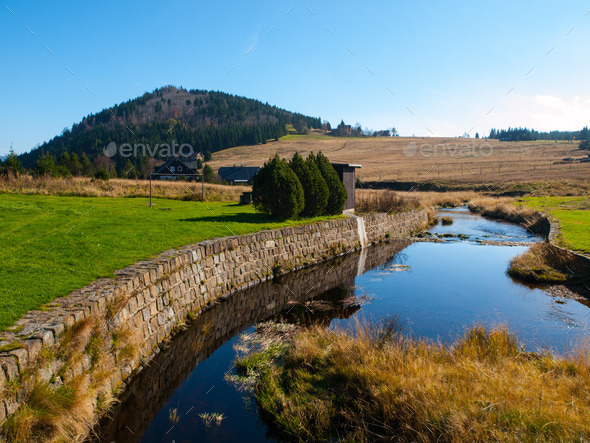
[
  {"x1": 331, "y1": 163, "x2": 361, "y2": 213},
  {"x1": 152, "y1": 158, "x2": 197, "y2": 180},
  {"x1": 218, "y1": 165, "x2": 260, "y2": 185}
]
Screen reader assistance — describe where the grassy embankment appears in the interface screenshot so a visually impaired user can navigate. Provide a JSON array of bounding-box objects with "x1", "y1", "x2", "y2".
[
  {"x1": 0, "y1": 193, "x2": 338, "y2": 331},
  {"x1": 519, "y1": 196, "x2": 590, "y2": 256},
  {"x1": 234, "y1": 320, "x2": 590, "y2": 442}
]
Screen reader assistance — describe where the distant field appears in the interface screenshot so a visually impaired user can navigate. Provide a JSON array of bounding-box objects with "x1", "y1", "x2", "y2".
[
  {"x1": 0, "y1": 176, "x2": 249, "y2": 201},
  {"x1": 209, "y1": 135, "x2": 590, "y2": 193},
  {"x1": 0, "y1": 194, "x2": 336, "y2": 331},
  {"x1": 519, "y1": 196, "x2": 590, "y2": 255}
]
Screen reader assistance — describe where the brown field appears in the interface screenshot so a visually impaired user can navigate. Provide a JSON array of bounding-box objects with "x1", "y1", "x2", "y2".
[
  {"x1": 0, "y1": 176, "x2": 248, "y2": 201},
  {"x1": 209, "y1": 135, "x2": 590, "y2": 192}
]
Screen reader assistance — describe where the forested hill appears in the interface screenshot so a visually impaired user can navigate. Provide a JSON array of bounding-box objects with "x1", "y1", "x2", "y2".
[{"x1": 19, "y1": 86, "x2": 322, "y2": 169}]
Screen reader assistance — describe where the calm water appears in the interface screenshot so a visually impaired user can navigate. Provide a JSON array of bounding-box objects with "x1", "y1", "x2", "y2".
[{"x1": 99, "y1": 210, "x2": 590, "y2": 443}]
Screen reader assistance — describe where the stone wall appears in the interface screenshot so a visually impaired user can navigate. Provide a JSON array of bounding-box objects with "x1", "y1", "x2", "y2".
[
  {"x1": 98, "y1": 240, "x2": 410, "y2": 441},
  {"x1": 0, "y1": 209, "x2": 427, "y2": 438}
]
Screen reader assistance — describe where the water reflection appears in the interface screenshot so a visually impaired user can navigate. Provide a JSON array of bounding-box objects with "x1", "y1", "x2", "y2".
[{"x1": 97, "y1": 241, "x2": 410, "y2": 442}]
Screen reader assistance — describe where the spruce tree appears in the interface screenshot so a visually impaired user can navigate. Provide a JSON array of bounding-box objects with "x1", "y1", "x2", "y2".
[
  {"x1": 289, "y1": 152, "x2": 328, "y2": 216},
  {"x1": 253, "y1": 154, "x2": 304, "y2": 219},
  {"x1": 313, "y1": 151, "x2": 347, "y2": 215}
]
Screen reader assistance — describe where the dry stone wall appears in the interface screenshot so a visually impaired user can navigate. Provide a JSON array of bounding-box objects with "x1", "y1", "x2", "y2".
[{"x1": 0, "y1": 209, "x2": 427, "y2": 436}]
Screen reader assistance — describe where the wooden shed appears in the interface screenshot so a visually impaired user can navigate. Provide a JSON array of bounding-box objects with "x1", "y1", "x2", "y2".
[{"x1": 331, "y1": 163, "x2": 361, "y2": 213}]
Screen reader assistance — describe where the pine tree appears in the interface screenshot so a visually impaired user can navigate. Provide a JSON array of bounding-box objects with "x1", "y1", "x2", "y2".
[
  {"x1": 36, "y1": 153, "x2": 56, "y2": 177},
  {"x1": 4, "y1": 148, "x2": 22, "y2": 177},
  {"x1": 314, "y1": 151, "x2": 347, "y2": 215},
  {"x1": 289, "y1": 152, "x2": 329, "y2": 216},
  {"x1": 80, "y1": 153, "x2": 93, "y2": 176},
  {"x1": 203, "y1": 164, "x2": 216, "y2": 183},
  {"x1": 253, "y1": 154, "x2": 304, "y2": 219}
]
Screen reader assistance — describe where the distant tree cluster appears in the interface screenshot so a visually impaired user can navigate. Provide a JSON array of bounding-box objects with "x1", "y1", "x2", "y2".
[
  {"x1": 252, "y1": 152, "x2": 347, "y2": 219},
  {"x1": 329, "y1": 120, "x2": 398, "y2": 138},
  {"x1": 489, "y1": 126, "x2": 590, "y2": 142}
]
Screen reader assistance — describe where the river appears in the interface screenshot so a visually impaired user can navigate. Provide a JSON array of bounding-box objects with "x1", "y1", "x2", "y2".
[{"x1": 98, "y1": 208, "x2": 590, "y2": 442}]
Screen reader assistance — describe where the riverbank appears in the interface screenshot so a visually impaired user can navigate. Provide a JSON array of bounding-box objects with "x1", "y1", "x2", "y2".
[
  {"x1": 236, "y1": 320, "x2": 590, "y2": 441},
  {"x1": 0, "y1": 208, "x2": 427, "y2": 441},
  {"x1": 465, "y1": 197, "x2": 590, "y2": 287}
]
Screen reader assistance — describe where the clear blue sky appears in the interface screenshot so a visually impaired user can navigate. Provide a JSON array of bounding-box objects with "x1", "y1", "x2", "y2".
[{"x1": 2, "y1": 1, "x2": 590, "y2": 154}]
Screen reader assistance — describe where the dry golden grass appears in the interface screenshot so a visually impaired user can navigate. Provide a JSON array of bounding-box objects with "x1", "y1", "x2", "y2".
[
  {"x1": 2, "y1": 314, "x2": 141, "y2": 442},
  {"x1": 355, "y1": 189, "x2": 420, "y2": 214},
  {"x1": 253, "y1": 320, "x2": 590, "y2": 442},
  {"x1": 508, "y1": 243, "x2": 571, "y2": 284},
  {"x1": 0, "y1": 176, "x2": 248, "y2": 202},
  {"x1": 208, "y1": 135, "x2": 590, "y2": 190}
]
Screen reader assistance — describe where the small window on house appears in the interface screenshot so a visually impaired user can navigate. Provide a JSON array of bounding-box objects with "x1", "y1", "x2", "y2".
[
  {"x1": 178, "y1": 166, "x2": 183, "y2": 172},
  {"x1": 170, "y1": 166, "x2": 175, "y2": 172}
]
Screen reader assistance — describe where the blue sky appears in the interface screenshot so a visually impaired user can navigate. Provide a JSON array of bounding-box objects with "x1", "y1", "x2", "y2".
[{"x1": 2, "y1": 1, "x2": 590, "y2": 154}]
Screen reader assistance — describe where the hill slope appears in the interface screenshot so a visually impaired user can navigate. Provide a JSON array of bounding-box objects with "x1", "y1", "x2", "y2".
[{"x1": 19, "y1": 86, "x2": 322, "y2": 171}]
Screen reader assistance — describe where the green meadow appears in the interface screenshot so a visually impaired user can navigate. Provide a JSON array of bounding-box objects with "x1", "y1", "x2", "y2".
[
  {"x1": 519, "y1": 196, "x2": 590, "y2": 255},
  {"x1": 0, "y1": 194, "x2": 335, "y2": 331}
]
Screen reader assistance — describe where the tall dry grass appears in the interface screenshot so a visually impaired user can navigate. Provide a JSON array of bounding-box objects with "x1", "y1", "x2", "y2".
[
  {"x1": 355, "y1": 189, "x2": 420, "y2": 214},
  {"x1": 0, "y1": 176, "x2": 248, "y2": 202},
  {"x1": 468, "y1": 197, "x2": 544, "y2": 232},
  {"x1": 254, "y1": 320, "x2": 590, "y2": 441}
]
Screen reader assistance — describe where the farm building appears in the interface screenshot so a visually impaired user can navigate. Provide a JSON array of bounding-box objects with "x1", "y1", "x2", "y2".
[
  {"x1": 331, "y1": 163, "x2": 361, "y2": 213},
  {"x1": 218, "y1": 165, "x2": 260, "y2": 185},
  {"x1": 152, "y1": 158, "x2": 197, "y2": 180}
]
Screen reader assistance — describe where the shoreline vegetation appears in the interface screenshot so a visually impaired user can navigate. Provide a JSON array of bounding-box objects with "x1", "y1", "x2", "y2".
[{"x1": 232, "y1": 319, "x2": 590, "y2": 442}]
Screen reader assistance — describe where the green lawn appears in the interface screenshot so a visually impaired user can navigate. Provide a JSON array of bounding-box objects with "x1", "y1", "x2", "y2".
[
  {"x1": 519, "y1": 196, "x2": 590, "y2": 255},
  {"x1": 0, "y1": 194, "x2": 336, "y2": 331}
]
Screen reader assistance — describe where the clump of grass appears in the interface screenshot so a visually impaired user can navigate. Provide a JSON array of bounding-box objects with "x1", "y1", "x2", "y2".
[
  {"x1": 3, "y1": 376, "x2": 96, "y2": 442},
  {"x1": 246, "y1": 319, "x2": 590, "y2": 441},
  {"x1": 169, "y1": 408, "x2": 180, "y2": 425},
  {"x1": 441, "y1": 216, "x2": 453, "y2": 225},
  {"x1": 199, "y1": 412, "x2": 225, "y2": 427},
  {"x1": 355, "y1": 190, "x2": 420, "y2": 214},
  {"x1": 508, "y1": 242, "x2": 573, "y2": 284}
]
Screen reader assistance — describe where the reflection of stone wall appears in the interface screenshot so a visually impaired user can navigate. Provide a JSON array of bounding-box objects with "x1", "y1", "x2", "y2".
[
  {"x1": 98, "y1": 240, "x2": 410, "y2": 442},
  {"x1": 0, "y1": 209, "x2": 426, "y2": 433}
]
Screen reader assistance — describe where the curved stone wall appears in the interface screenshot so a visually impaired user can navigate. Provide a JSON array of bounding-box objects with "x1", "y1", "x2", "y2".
[{"x1": 0, "y1": 209, "x2": 427, "y2": 438}]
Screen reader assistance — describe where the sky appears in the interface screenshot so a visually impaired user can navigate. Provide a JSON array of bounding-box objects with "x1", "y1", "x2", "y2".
[{"x1": 2, "y1": 0, "x2": 590, "y2": 155}]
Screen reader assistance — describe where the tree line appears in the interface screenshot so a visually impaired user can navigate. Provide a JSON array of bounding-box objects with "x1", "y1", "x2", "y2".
[{"x1": 488, "y1": 126, "x2": 590, "y2": 142}]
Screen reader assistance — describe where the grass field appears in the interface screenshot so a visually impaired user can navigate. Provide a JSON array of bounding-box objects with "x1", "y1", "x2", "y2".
[
  {"x1": 208, "y1": 134, "x2": 590, "y2": 194},
  {"x1": 0, "y1": 194, "x2": 336, "y2": 331},
  {"x1": 519, "y1": 196, "x2": 590, "y2": 255}
]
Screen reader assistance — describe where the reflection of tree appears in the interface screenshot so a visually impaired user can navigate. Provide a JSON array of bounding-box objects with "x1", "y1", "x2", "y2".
[{"x1": 278, "y1": 285, "x2": 361, "y2": 327}]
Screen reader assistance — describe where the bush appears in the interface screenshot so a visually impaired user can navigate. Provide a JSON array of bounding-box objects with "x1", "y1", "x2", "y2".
[
  {"x1": 253, "y1": 155, "x2": 304, "y2": 219},
  {"x1": 94, "y1": 168, "x2": 109, "y2": 180},
  {"x1": 441, "y1": 216, "x2": 453, "y2": 225},
  {"x1": 580, "y1": 140, "x2": 590, "y2": 150},
  {"x1": 289, "y1": 153, "x2": 329, "y2": 216},
  {"x1": 313, "y1": 151, "x2": 347, "y2": 215}
]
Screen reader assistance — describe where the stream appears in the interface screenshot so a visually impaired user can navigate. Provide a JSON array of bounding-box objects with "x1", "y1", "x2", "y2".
[{"x1": 98, "y1": 208, "x2": 590, "y2": 442}]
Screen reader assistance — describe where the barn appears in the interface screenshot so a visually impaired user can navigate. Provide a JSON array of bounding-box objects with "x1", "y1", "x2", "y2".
[
  {"x1": 331, "y1": 163, "x2": 361, "y2": 213},
  {"x1": 218, "y1": 165, "x2": 260, "y2": 185}
]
